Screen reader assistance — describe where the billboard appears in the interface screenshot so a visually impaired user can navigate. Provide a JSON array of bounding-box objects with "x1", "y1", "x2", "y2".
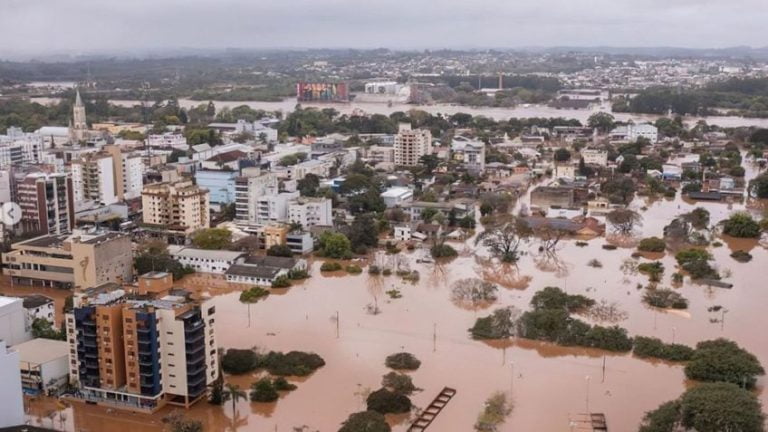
[{"x1": 296, "y1": 82, "x2": 349, "y2": 102}]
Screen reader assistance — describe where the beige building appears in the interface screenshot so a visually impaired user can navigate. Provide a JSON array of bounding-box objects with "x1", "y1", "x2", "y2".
[
  {"x1": 104, "y1": 145, "x2": 144, "y2": 200},
  {"x1": 394, "y1": 123, "x2": 431, "y2": 167},
  {"x1": 70, "y1": 152, "x2": 118, "y2": 206},
  {"x1": 141, "y1": 180, "x2": 210, "y2": 233},
  {"x1": 2, "y1": 230, "x2": 133, "y2": 289}
]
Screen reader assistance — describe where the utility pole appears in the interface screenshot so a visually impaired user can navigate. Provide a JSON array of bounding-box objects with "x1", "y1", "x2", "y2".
[
  {"x1": 336, "y1": 311, "x2": 340, "y2": 338},
  {"x1": 585, "y1": 375, "x2": 591, "y2": 415},
  {"x1": 432, "y1": 323, "x2": 437, "y2": 352}
]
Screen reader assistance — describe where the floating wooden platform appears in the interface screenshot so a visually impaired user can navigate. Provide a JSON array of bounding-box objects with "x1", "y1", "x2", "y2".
[
  {"x1": 407, "y1": 387, "x2": 457, "y2": 432},
  {"x1": 569, "y1": 413, "x2": 608, "y2": 431}
]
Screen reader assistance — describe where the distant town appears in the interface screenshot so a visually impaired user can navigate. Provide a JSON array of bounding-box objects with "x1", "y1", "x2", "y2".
[{"x1": 0, "y1": 47, "x2": 767, "y2": 432}]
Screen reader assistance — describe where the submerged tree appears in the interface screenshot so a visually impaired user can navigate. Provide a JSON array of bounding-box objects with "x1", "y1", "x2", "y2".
[
  {"x1": 606, "y1": 208, "x2": 642, "y2": 235},
  {"x1": 475, "y1": 219, "x2": 530, "y2": 262}
]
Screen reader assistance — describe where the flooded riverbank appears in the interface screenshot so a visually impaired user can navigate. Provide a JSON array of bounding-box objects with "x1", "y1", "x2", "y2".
[{"x1": 30, "y1": 96, "x2": 768, "y2": 129}]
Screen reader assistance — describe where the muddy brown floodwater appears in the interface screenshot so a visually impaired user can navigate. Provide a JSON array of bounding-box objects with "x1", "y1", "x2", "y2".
[{"x1": 15, "y1": 162, "x2": 768, "y2": 432}]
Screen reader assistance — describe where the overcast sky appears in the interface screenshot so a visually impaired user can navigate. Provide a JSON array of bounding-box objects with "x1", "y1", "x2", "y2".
[{"x1": 1, "y1": 0, "x2": 767, "y2": 57}]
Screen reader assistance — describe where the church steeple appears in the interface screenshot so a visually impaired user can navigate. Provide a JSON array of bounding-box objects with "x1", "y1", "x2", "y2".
[{"x1": 71, "y1": 88, "x2": 87, "y2": 142}]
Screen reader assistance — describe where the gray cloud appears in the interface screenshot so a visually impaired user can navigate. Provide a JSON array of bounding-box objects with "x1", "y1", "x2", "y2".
[{"x1": 1, "y1": 0, "x2": 766, "y2": 57}]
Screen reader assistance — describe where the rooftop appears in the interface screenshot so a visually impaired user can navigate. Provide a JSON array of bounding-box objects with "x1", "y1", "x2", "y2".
[
  {"x1": 167, "y1": 245, "x2": 245, "y2": 261},
  {"x1": 21, "y1": 295, "x2": 54, "y2": 309},
  {"x1": 14, "y1": 338, "x2": 69, "y2": 364}
]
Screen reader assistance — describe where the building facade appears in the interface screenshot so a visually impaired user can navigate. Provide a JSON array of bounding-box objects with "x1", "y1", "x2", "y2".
[
  {"x1": 16, "y1": 172, "x2": 75, "y2": 235},
  {"x1": 288, "y1": 197, "x2": 332, "y2": 228},
  {"x1": 71, "y1": 152, "x2": 119, "y2": 206},
  {"x1": 394, "y1": 123, "x2": 431, "y2": 167},
  {"x1": 141, "y1": 180, "x2": 210, "y2": 233}
]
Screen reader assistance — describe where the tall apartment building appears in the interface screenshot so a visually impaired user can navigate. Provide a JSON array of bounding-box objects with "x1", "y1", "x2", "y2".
[
  {"x1": 288, "y1": 197, "x2": 332, "y2": 228},
  {"x1": 71, "y1": 152, "x2": 118, "y2": 206},
  {"x1": 16, "y1": 172, "x2": 75, "y2": 235},
  {"x1": 142, "y1": 180, "x2": 210, "y2": 233},
  {"x1": 2, "y1": 230, "x2": 133, "y2": 289},
  {"x1": 394, "y1": 123, "x2": 431, "y2": 167},
  {"x1": 234, "y1": 168, "x2": 278, "y2": 229},
  {"x1": 256, "y1": 191, "x2": 299, "y2": 226},
  {"x1": 0, "y1": 126, "x2": 45, "y2": 168},
  {"x1": 451, "y1": 136, "x2": 486, "y2": 174},
  {"x1": 104, "y1": 145, "x2": 144, "y2": 200},
  {"x1": 66, "y1": 273, "x2": 218, "y2": 412}
]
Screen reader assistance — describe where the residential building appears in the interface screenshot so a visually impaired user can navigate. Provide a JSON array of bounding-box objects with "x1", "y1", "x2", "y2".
[
  {"x1": 393, "y1": 225, "x2": 412, "y2": 242},
  {"x1": 0, "y1": 297, "x2": 30, "y2": 346},
  {"x1": 530, "y1": 186, "x2": 588, "y2": 210},
  {"x1": 104, "y1": 145, "x2": 144, "y2": 200},
  {"x1": 288, "y1": 197, "x2": 332, "y2": 228},
  {"x1": 195, "y1": 170, "x2": 238, "y2": 204},
  {"x1": 234, "y1": 169, "x2": 279, "y2": 228},
  {"x1": 0, "y1": 341, "x2": 24, "y2": 428},
  {"x1": 2, "y1": 230, "x2": 133, "y2": 289},
  {"x1": 167, "y1": 246, "x2": 245, "y2": 274},
  {"x1": 16, "y1": 172, "x2": 75, "y2": 235},
  {"x1": 260, "y1": 224, "x2": 290, "y2": 250},
  {"x1": 16, "y1": 338, "x2": 70, "y2": 394},
  {"x1": 394, "y1": 123, "x2": 431, "y2": 167},
  {"x1": 225, "y1": 256, "x2": 306, "y2": 286},
  {"x1": 146, "y1": 133, "x2": 188, "y2": 150},
  {"x1": 141, "y1": 180, "x2": 210, "y2": 233},
  {"x1": 65, "y1": 274, "x2": 218, "y2": 412},
  {"x1": 365, "y1": 145, "x2": 395, "y2": 164},
  {"x1": 21, "y1": 295, "x2": 55, "y2": 329},
  {"x1": 200, "y1": 150, "x2": 248, "y2": 171},
  {"x1": 71, "y1": 152, "x2": 119, "y2": 206},
  {"x1": 256, "y1": 192, "x2": 299, "y2": 225},
  {"x1": 286, "y1": 231, "x2": 314, "y2": 254},
  {"x1": 581, "y1": 148, "x2": 608, "y2": 166},
  {"x1": 609, "y1": 123, "x2": 658, "y2": 143},
  {"x1": 407, "y1": 200, "x2": 473, "y2": 222},
  {"x1": 0, "y1": 127, "x2": 45, "y2": 168},
  {"x1": 381, "y1": 187, "x2": 414, "y2": 208},
  {"x1": 451, "y1": 137, "x2": 486, "y2": 173}
]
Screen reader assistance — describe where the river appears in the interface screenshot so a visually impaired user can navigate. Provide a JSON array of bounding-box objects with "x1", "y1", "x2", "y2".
[{"x1": 30, "y1": 96, "x2": 768, "y2": 129}]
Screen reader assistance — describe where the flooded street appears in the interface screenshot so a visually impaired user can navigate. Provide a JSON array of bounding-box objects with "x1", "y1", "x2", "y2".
[{"x1": 12, "y1": 163, "x2": 768, "y2": 432}]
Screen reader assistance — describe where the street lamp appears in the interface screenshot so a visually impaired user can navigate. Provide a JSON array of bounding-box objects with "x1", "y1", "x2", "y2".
[
  {"x1": 585, "y1": 375, "x2": 591, "y2": 414},
  {"x1": 672, "y1": 326, "x2": 677, "y2": 344}
]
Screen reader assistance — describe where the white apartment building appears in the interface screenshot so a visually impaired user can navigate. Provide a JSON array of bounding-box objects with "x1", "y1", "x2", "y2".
[
  {"x1": 147, "y1": 133, "x2": 189, "y2": 150},
  {"x1": 394, "y1": 123, "x2": 432, "y2": 166},
  {"x1": 286, "y1": 159, "x2": 331, "y2": 181},
  {"x1": 167, "y1": 246, "x2": 245, "y2": 274},
  {"x1": 610, "y1": 124, "x2": 658, "y2": 143},
  {"x1": 451, "y1": 137, "x2": 486, "y2": 173},
  {"x1": 0, "y1": 296, "x2": 31, "y2": 346},
  {"x1": 256, "y1": 191, "x2": 300, "y2": 225},
  {"x1": 70, "y1": 152, "x2": 118, "y2": 206},
  {"x1": 0, "y1": 341, "x2": 24, "y2": 428},
  {"x1": 22, "y1": 295, "x2": 55, "y2": 330},
  {"x1": 581, "y1": 148, "x2": 609, "y2": 166},
  {"x1": 234, "y1": 169, "x2": 279, "y2": 227},
  {"x1": 141, "y1": 180, "x2": 210, "y2": 233},
  {"x1": 366, "y1": 145, "x2": 395, "y2": 164},
  {"x1": 288, "y1": 197, "x2": 332, "y2": 228},
  {"x1": 0, "y1": 126, "x2": 46, "y2": 168}
]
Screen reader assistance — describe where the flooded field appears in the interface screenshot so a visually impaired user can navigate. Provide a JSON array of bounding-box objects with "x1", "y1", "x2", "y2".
[{"x1": 13, "y1": 165, "x2": 768, "y2": 432}]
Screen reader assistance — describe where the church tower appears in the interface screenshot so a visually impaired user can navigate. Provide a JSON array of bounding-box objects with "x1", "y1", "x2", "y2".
[{"x1": 71, "y1": 89, "x2": 87, "y2": 142}]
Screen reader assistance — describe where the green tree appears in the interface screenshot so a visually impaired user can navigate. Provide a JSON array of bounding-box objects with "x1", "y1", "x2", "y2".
[
  {"x1": 366, "y1": 388, "x2": 412, "y2": 414},
  {"x1": 191, "y1": 228, "x2": 232, "y2": 250},
  {"x1": 249, "y1": 378, "x2": 279, "y2": 402},
  {"x1": 266, "y1": 244, "x2": 293, "y2": 257},
  {"x1": 685, "y1": 339, "x2": 764, "y2": 388},
  {"x1": 317, "y1": 231, "x2": 353, "y2": 259},
  {"x1": 223, "y1": 383, "x2": 247, "y2": 419},
  {"x1": 678, "y1": 383, "x2": 764, "y2": 432},
  {"x1": 554, "y1": 148, "x2": 572, "y2": 162},
  {"x1": 587, "y1": 112, "x2": 615, "y2": 133},
  {"x1": 722, "y1": 212, "x2": 761, "y2": 238},
  {"x1": 221, "y1": 349, "x2": 258, "y2": 374},
  {"x1": 338, "y1": 411, "x2": 391, "y2": 432}
]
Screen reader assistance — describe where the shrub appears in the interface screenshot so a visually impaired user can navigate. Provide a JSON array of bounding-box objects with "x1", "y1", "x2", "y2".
[
  {"x1": 730, "y1": 250, "x2": 753, "y2": 263},
  {"x1": 637, "y1": 262, "x2": 664, "y2": 282},
  {"x1": 475, "y1": 392, "x2": 513, "y2": 431},
  {"x1": 287, "y1": 268, "x2": 309, "y2": 280},
  {"x1": 221, "y1": 348, "x2": 258, "y2": 374},
  {"x1": 385, "y1": 289, "x2": 402, "y2": 299},
  {"x1": 320, "y1": 261, "x2": 343, "y2": 272},
  {"x1": 382, "y1": 268, "x2": 393, "y2": 276},
  {"x1": 583, "y1": 325, "x2": 633, "y2": 352},
  {"x1": 366, "y1": 388, "x2": 412, "y2": 414},
  {"x1": 587, "y1": 259, "x2": 602, "y2": 268},
  {"x1": 685, "y1": 339, "x2": 765, "y2": 388},
  {"x1": 271, "y1": 275, "x2": 291, "y2": 288},
  {"x1": 451, "y1": 278, "x2": 499, "y2": 305},
  {"x1": 638, "y1": 237, "x2": 666, "y2": 252},
  {"x1": 368, "y1": 265, "x2": 381, "y2": 275},
  {"x1": 345, "y1": 264, "x2": 363, "y2": 274},
  {"x1": 381, "y1": 372, "x2": 417, "y2": 395},
  {"x1": 633, "y1": 336, "x2": 695, "y2": 362},
  {"x1": 675, "y1": 249, "x2": 718, "y2": 279},
  {"x1": 469, "y1": 308, "x2": 518, "y2": 340},
  {"x1": 530, "y1": 287, "x2": 595, "y2": 312},
  {"x1": 643, "y1": 288, "x2": 688, "y2": 309},
  {"x1": 256, "y1": 351, "x2": 326, "y2": 376},
  {"x1": 266, "y1": 244, "x2": 293, "y2": 257},
  {"x1": 240, "y1": 286, "x2": 270, "y2": 303},
  {"x1": 385, "y1": 352, "x2": 421, "y2": 371},
  {"x1": 430, "y1": 243, "x2": 458, "y2": 258},
  {"x1": 678, "y1": 383, "x2": 765, "y2": 432},
  {"x1": 272, "y1": 377, "x2": 297, "y2": 392},
  {"x1": 601, "y1": 244, "x2": 617, "y2": 250},
  {"x1": 722, "y1": 212, "x2": 761, "y2": 238},
  {"x1": 338, "y1": 411, "x2": 391, "y2": 432},
  {"x1": 249, "y1": 378, "x2": 279, "y2": 402}
]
